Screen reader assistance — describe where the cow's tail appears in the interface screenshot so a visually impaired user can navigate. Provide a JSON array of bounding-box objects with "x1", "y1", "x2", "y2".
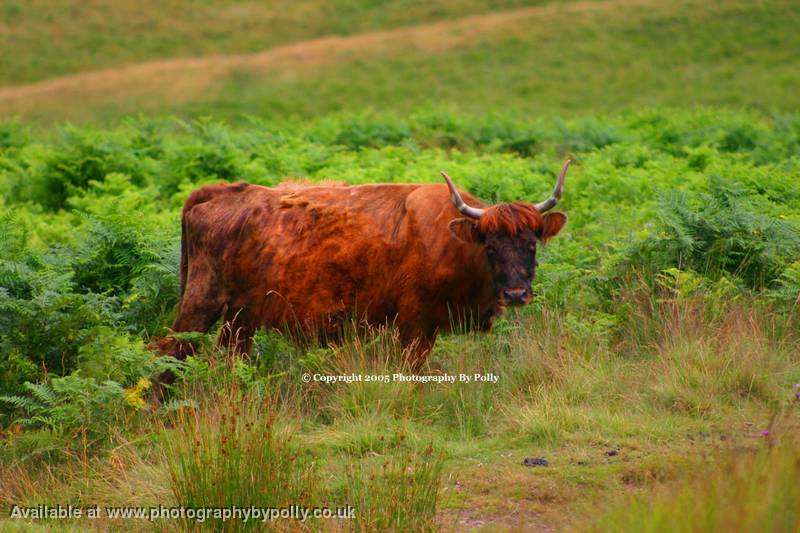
[
  {"x1": 177, "y1": 187, "x2": 213, "y2": 304},
  {"x1": 178, "y1": 213, "x2": 189, "y2": 302}
]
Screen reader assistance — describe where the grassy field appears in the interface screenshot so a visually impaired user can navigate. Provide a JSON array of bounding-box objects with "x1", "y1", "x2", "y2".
[
  {"x1": 1, "y1": 0, "x2": 799, "y2": 123},
  {"x1": 1, "y1": 110, "x2": 799, "y2": 530},
  {"x1": 1, "y1": 0, "x2": 799, "y2": 531},
  {"x1": 0, "y1": 0, "x2": 551, "y2": 86}
]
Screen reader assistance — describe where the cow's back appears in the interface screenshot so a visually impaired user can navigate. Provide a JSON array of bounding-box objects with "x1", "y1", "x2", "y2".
[{"x1": 180, "y1": 180, "x2": 490, "y2": 333}]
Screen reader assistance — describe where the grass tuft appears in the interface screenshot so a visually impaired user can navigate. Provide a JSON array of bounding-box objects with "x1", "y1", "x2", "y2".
[{"x1": 162, "y1": 388, "x2": 318, "y2": 532}]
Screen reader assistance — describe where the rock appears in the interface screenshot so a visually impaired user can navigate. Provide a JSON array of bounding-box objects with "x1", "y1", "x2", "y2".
[{"x1": 522, "y1": 457, "x2": 549, "y2": 467}]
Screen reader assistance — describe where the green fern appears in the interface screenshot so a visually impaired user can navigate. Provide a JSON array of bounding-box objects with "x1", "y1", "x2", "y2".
[
  {"x1": 0, "y1": 374, "x2": 129, "y2": 460},
  {"x1": 619, "y1": 176, "x2": 800, "y2": 291},
  {"x1": 28, "y1": 380, "x2": 58, "y2": 402}
]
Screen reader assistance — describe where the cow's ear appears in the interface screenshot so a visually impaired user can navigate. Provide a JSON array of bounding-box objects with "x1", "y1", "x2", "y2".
[
  {"x1": 537, "y1": 212, "x2": 567, "y2": 243},
  {"x1": 448, "y1": 218, "x2": 482, "y2": 244}
]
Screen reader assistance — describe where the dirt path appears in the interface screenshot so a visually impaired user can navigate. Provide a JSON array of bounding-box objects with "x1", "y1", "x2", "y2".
[{"x1": 0, "y1": 0, "x2": 655, "y2": 118}]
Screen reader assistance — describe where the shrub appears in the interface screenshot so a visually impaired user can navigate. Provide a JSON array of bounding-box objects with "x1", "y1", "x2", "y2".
[
  {"x1": 0, "y1": 120, "x2": 28, "y2": 151},
  {"x1": 71, "y1": 214, "x2": 179, "y2": 336},
  {"x1": 0, "y1": 211, "x2": 179, "y2": 395},
  {"x1": 619, "y1": 176, "x2": 800, "y2": 290},
  {"x1": 1, "y1": 376, "x2": 130, "y2": 461},
  {"x1": 163, "y1": 392, "x2": 318, "y2": 532},
  {"x1": 331, "y1": 114, "x2": 412, "y2": 149},
  {"x1": 344, "y1": 443, "x2": 445, "y2": 532}
]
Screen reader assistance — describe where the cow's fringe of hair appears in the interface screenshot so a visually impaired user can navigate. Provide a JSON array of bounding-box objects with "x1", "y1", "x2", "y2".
[{"x1": 477, "y1": 202, "x2": 543, "y2": 235}]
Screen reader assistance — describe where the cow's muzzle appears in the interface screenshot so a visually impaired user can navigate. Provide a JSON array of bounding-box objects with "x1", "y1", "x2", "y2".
[{"x1": 501, "y1": 287, "x2": 532, "y2": 306}]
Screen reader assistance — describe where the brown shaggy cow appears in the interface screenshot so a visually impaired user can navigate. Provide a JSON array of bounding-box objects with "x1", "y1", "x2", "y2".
[{"x1": 153, "y1": 161, "x2": 570, "y2": 378}]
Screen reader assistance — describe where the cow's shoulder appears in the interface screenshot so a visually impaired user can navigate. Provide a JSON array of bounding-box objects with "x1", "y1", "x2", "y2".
[{"x1": 403, "y1": 183, "x2": 486, "y2": 227}]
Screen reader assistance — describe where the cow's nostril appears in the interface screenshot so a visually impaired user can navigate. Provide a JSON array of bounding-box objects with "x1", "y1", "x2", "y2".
[{"x1": 503, "y1": 288, "x2": 527, "y2": 301}]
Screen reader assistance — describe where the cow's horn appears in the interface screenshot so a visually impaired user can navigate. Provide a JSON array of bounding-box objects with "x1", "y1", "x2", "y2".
[
  {"x1": 440, "y1": 171, "x2": 485, "y2": 219},
  {"x1": 534, "y1": 159, "x2": 571, "y2": 213}
]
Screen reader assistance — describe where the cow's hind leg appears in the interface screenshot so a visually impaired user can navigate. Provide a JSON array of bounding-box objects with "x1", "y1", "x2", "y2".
[
  {"x1": 169, "y1": 288, "x2": 226, "y2": 357},
  {"x1": 218, "y1": 310, "x2": 254, "y2": 358},
  {"x1": 152, "y1": 283, "x2": 226, "y2": 401}
]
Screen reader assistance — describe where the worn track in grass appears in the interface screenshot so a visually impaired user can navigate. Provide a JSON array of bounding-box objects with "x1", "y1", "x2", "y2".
[{"x1": 0, "y1": 0, "x2": 655, "y2": 118}]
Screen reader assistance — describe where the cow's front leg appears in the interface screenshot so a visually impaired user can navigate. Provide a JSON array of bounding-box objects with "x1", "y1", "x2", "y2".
[{"x1": 400, "y1": 327, "x2": 437, "y2": 372}]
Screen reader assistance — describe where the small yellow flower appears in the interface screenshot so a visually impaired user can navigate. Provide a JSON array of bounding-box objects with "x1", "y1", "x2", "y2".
[{"x1": 124, "y1": 377, "x2": 151, "y2": 409}]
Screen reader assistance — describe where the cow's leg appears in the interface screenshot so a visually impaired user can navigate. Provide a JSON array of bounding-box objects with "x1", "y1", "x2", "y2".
[
  {"x1": 400, "y1": 326, "x2": 437, "y2": 372},
  {"x1": 169, "y1": 286, "x2": 226, "y2": 355},
  {"x1": 395, "y1": 296, "x2": 438, "y2": 371},
  {"x1": 217, "y1": 310, "x2": 254, "y2": 358},
  {"x1": 405, "y1": 336, "x2": 434, "y2": 372},
  {"x1": 151, "y1": 282, "x2": 225, "y2": 401}
]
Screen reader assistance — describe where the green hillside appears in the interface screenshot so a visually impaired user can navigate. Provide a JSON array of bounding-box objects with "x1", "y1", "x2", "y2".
[
  {"x1": 0, "y1": 0, "x2": 543, "y2": 86},
  {"x1": 1, "y1": 0, "x2": 798, "y2": 123}
]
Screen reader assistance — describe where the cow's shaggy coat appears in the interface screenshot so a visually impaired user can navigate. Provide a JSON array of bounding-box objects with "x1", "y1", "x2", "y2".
[{"x1": 153, "y1": 178, "x2": 566, "y2": 376}]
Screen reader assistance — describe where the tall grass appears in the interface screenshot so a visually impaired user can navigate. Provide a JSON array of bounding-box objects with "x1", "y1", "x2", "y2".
[
  {"x1": 162, "y1": 388, "x2": 318, "y2": 532},
  {"x1": 590, "y1": 417, "x2": 800, "y2": 532},
  {"x1": 316, "y1": 285, "x2": 796, "y2": 445},
  {"x1": 0, "y1": 285, "x2": 795, "y2": 530},
  {"x1": 344, "y1": 444, "x2": 445, "y2": 532},
  {"x1": 162, "y1": 355, "x2": 448, "y2": 532}
]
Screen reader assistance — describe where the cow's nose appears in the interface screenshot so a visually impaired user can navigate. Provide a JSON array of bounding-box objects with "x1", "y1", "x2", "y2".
[{"x1": 503, "y1": 288, "x2": 528, "y2": 304}]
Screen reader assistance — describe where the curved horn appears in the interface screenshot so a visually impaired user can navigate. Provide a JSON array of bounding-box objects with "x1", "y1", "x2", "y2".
[
  {"x1": 440, "y1": 171, "x2": 485, "y2": 219},
  {"x1": 534, "y1": 159, "x2": 571, "y2": 213}
]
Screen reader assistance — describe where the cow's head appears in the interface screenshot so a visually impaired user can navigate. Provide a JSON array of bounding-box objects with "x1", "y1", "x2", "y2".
[{"x1": 442, "y1": 161, "x2": 570, "y2": 306}]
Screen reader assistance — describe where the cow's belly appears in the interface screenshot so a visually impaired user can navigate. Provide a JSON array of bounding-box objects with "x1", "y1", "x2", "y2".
[{"x1": 224, "y1": 246, "x2": 398, "y2": 333}]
